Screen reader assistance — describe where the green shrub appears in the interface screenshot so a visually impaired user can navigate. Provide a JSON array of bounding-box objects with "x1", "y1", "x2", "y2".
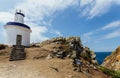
[
  {"x1": 99, "y1": 66, "x2": 120, "y2": 78},
  {"x1": 81, "y1": 52, "x2": 91, "y2": 60}
]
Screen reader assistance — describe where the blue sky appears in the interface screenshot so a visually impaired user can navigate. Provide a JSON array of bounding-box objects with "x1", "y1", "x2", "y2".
[{"x1": 0, "y1": 0, "x2": 120, "y2": 52}]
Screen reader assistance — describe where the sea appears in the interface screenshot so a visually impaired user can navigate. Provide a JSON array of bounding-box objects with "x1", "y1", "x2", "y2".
[{"x1": 95, "y1": 52, "x2": 112, "y2": 65}]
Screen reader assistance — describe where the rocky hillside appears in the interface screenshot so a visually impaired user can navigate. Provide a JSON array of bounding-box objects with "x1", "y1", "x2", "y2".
[
  {"x1": 31, "y1": 37, "x2": 98, "y2": 64},
  {"x1": 0, "y1": 37, "x2": 110, "y2": 78},
  {"x1": 102, "y1": 46, "x2": 120, "y2": 71}
]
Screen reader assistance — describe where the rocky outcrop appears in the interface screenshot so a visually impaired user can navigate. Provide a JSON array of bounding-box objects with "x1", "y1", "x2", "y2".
[
  {"x1": 0, "y1": 37, "x2": 98, "y2": 65},
  {"x1": 34, "y1": 37, "x2": 98, "y2": 65},
  {"x1": 102, "y1": 46, "x2": 120, "y2": 70},
  {"x1": 0, "y1": 37, "x2": 111, "y2": 78}
]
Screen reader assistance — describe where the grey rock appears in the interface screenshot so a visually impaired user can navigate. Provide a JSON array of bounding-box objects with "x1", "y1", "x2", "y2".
[{"x1": 9, "y1": 35, "x2": 26, "y2": 61}]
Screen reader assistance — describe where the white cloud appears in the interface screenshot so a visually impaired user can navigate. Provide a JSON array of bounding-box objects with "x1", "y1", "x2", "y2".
[
  {"x1": 80, "y1": 0, "x2": 94, "y2": 7},
  {"x1": 30, "y1": 25, "x2": 49, "y2": 42},
  {"x1": 0, "y1": 12, "x2": 14, "y2": 23},
  {"x1": 25, "y1": 22, "x2": 49, "y2": 42},
  {"x1": 80, "y1": 0, "x2": 120, "y2": 18},
  {"x1": 52, "y1": 30, "x2": 63, "y2": 36},
  {"x1": 13, "y1": 0, "x2": 77, "y2": 42},
  {"x1": 0, "y1": 0, "x2": 119, "y2": 25},
  {"x1": 101, "y1": 20, "x2": 120, "y2": 39},
  {"x1": 0, "y1": 0, "x2": 120, "y2": 44},
  {"x1": 82, "y1": 20, "x2": 120, "y2": 43},
  {"x1": 88, "y1": 0, "x2": 113, "y2": 18},
  {"x1": 114, "y1": 0, "x2": 120, "y2": 5},
  {"x1": 1, "y1": 0, "x2": 77, "y2": 43},
  {"x1": 0, "y1": 27, "x2": 6, "y2": 43},
  {"x1": 0, "y1": 11, "x2": 14, "y2": 43},
  {"x1": 83, "y1": 31, "x2": 93, "y2": 37},
  {"x1": 15, "y1": 0, "x2": 76, "y2": 23},
  {"x1": 82, "y1": 31, "x2": 93, "y2": 42},
  {"x1": 102, "y1": 20, "x2": 120, "y2": 30},
  {"x1": 103, "y1": 30, "x2": 120, "y2": 39}
]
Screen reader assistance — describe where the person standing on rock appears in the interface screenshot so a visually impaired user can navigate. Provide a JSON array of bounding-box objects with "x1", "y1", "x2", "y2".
[
  {"x1": 72, "y1": 58, "x2": 83, "y2": 72},
  {"x1": 76, "y1": 59, "x2": 82, "y2": 72}
]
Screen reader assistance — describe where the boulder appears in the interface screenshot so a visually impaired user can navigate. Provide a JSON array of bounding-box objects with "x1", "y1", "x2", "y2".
[{"x1": 46, "y1": 54, "x2": 53, "y2": 59}]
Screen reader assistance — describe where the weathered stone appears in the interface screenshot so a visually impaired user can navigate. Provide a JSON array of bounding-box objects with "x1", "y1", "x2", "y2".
[
  {"x1": 30, "y1": 43, "x2": 40, "y2": 47},
  {"x1": 46, "y1": 54, "x2": 53, "y2": 59},
  {"x1": 9, "y1": 35, "x2": 26, "y2": 61},
  {"x1": 37, "y1": 36, "x2": 98, "y2": 67},
  {"x1": 56, "y1": 54, "x2": 62, "y2": 58},
  {"x1": 55, "y1": 51, "x2": 66, "y2": 59},
  {"x1": 57, "y1": 52, "x2": 63, "y2": 55},
  {"x1": 91, "y1": 60, "x2": 98, "y2": 64}
]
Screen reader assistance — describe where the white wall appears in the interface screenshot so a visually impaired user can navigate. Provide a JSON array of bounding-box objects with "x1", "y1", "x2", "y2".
[
  {"x1": 5, "y1": 25, "x2": 31, "y2": 46},
  {"x1": 15, "y1": 14, "x2": 24, "y2": 23}
]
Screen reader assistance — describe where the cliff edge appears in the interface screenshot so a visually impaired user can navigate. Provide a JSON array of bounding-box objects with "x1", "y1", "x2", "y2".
[{"x1": 102, "y1": 46, "x2": 120, "y2": 71}]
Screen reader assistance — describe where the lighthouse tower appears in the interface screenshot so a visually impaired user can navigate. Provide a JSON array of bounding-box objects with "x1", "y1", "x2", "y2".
[{"x1": 4, "y1": 10, "x2": 32, "y2": 46}]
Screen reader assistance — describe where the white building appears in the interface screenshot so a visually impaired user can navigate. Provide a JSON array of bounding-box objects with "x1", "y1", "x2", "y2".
[{"x1": 4, "y1": 10, "x2": 32, "y2": 46}]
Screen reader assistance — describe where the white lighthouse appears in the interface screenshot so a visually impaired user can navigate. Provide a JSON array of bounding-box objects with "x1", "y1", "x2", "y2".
[{"x1": 4, "y1": 10, "x2": 32, "y2": 47}]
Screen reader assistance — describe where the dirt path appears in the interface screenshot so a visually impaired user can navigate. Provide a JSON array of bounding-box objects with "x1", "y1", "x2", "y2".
[{"x1": 0, "y1": 59, "x2": 85, "y2": 78}]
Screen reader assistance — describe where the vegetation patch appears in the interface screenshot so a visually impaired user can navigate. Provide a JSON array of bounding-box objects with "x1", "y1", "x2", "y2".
[{"x1": 99, "y1": 66, "x2": 120, "y2": 78}]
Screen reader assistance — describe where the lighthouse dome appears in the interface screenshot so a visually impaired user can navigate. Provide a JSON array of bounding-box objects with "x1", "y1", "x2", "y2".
[{"x1": 6, "y1": 22, "x2": 31, "y2": 29}]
